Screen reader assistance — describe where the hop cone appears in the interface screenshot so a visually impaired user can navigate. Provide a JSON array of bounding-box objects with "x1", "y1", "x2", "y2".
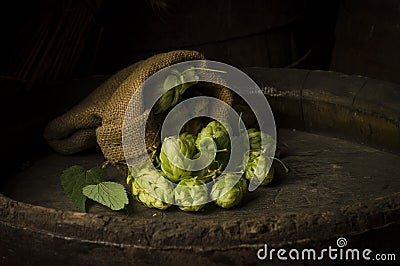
[
  {"x1": 179, "y1": 132, "x2": 197, "y2": 158},
  {"x1": 247, "y1": 128, "x2": 276, "y2": 155},
  {"x1": 196, "y1": 121, "x2": 231, "y2": 151},
  {"x1": 192, "y1": 137, "x2": 224, "y2": 182},
  {"x1": 160, "y1": 135, "x2": 195, "y2": 183},
  {"x1": 220, "y1": 136, "x2": 246, "y2": 173},
  {"x1": 245, "y1": 150, "x2": 275, "y2": 186},
  {"x1": 127, "y1": 168, "x2": 173, "y2": 210},
  {"x1": 153, "y1": 72, "x2": 181, "y2": 115},
  {"x1": 174, "y1": 177, "x2": 208, "y2": 212},
  {"x1": 152, "y1": 67, "x2": 199, "y2": 115},
  {"x1": 210, "y1": 173, "x2": 247, "y2": 209}
]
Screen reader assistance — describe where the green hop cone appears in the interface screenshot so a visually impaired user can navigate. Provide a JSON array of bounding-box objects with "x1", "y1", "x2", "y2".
[
  {"x1": 174, "y1": 177, "x2": 208, "y2": 212},
  {"x1": 179, "y1": 132, "x2": 197, "y2": 158},
  {"x1": 196, "y1": 121, "x2": 231, "y2": 151},
  {"x1": 127, "y1": 168, "x2": 173, "y2": 210},
  {"x1": 245, "y1": 150, "x2": 275, "y2": 186},
  {"x1": 152, "y1": 71, "x2": 181, "y2": 115},
  {"x1": 192, "y1": 137, "x2": 225, "y2": 181},
  {"x1": 153, "y1": 67, "x2": 199, "y2": 115},
  {"x1": 210, "y1": 173, "x2": 247, "y2": 209},
  {"x1": 247, "y1": 128, "x2": 275, "y2": 150},
  {"x1": 160, "y1": 135, "x2": 194, "y2": 183},
  {"x1": 225, "y1": 136, "x2": 248, "y2": 172},
  {"x1": 247, "y1": 128, "x2": 277, "y2": 155}
]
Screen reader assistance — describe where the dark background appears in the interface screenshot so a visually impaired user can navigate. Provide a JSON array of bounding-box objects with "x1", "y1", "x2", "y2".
[
  {"x1": 0, "y1": 0, "x2": 399, "y2": 168},
  {"x1": 3, "y1": 0, "x2": 400, "y2": 88}
]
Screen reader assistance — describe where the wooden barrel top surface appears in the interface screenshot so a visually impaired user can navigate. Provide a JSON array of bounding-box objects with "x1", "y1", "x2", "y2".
[
  {"x1": 1, "y1": 129, "x2": 400, "y2": 265},
  {"x1": 1, "y1": 68, "x2": 399, "y2": 265}
]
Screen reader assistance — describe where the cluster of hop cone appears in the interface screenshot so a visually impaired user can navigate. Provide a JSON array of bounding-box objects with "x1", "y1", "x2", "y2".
[{"x1": 126, "y1": 120, "x2": 286, "y2": 212}]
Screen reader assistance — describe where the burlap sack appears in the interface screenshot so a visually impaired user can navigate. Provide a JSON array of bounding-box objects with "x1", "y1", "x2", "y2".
[{"x1": 44, "y1": 50, "x2": 233, "y2": 166}]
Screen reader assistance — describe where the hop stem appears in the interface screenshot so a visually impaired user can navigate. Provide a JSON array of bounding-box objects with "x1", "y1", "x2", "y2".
[
  {"x1": 268, "y1": 156, "x2": 289, "y2": 173},
  {"x1": 181, "y1": 67, "x2": 227, "y2": 75}
]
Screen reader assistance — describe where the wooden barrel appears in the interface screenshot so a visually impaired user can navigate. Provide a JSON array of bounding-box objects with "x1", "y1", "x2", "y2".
[{"x1": 1, "y1": 69, "x2": 399, "y2": 265}]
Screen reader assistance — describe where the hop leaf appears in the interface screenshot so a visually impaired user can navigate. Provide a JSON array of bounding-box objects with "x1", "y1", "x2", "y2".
[
  {"x1": 174, "y1": 177, "x2": 208, "y2": 212},
  {"x1": 60, "y1": 166, "x2": 109, "y2": 212},
  {"x1": 82, "y1": 182, "x2": 129, "y2": 211},
  {"x1": 211, "y1": 173, "x2": 247, "y2": 209},
  {"x1": 128, "y1": 167, "x2": 174, "y2": 210}
]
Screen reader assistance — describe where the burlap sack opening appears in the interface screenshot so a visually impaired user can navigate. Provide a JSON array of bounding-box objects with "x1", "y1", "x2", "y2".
[{"x1": 44, "y1": 50, "x2": 233, "y2": 167}]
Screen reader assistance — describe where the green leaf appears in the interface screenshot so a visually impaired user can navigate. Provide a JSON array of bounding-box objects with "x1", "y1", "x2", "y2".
[
  {"x1": 60, "y1": 166, "x2": 109, "y2": 212},
  {"x1": 82, "y1": 182, "x2": 129, "y2": 211},
  {"x1": 86, "y1": 166, "x2": 109, "y2": 183},
  {"x1": 61, "y1": 166, "x2": 85, "y2": 211}
]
